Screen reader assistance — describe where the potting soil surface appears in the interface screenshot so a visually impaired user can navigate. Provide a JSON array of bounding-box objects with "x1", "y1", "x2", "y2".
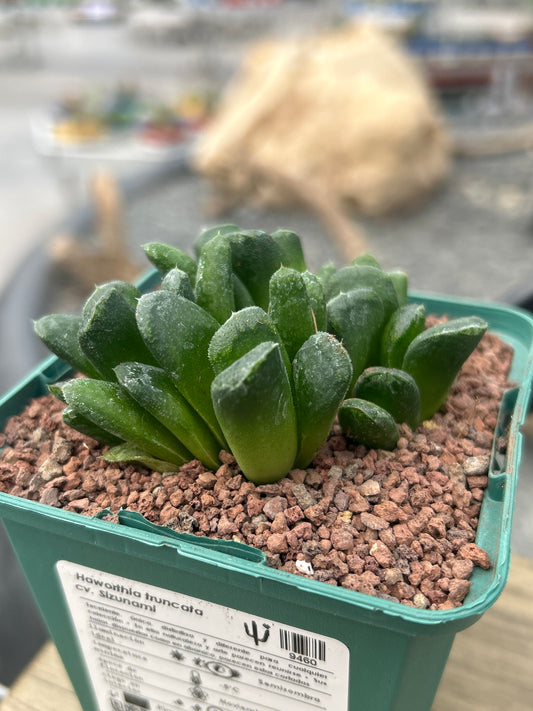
[{"x1": 0, "y1": 325, "x2": 513, "y2": 610}]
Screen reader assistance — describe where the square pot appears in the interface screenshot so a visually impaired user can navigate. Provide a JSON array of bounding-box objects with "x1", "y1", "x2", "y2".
[{"x1": 1, "y1": 291, "x2": 532, "y2": 711}]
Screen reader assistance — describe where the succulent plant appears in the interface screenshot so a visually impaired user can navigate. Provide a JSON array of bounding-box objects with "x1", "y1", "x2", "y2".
[{"x1": 34, "y1": 225, "x2": 488, "y2": 484}]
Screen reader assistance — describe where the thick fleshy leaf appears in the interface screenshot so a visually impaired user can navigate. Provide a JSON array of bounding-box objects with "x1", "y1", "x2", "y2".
[
  {"x1": 402, "y1": 316, "x2": 488, "y2": 420},
  {"x1": 293, "y1": 332, "x2": 352, "y2": 468},
  {"x1": 160, "y1": 268, "x2": 195, "y2": 301},
  {"x1": 270, "y1": 228, "x2": 307, "y2": 271},
  {"x1": 211, "y1": 341, "x2": 297, "y2": 484},
  {"x1": 339, "y1": 398, "x2": 400, "y2": 450},
  {"x1": 316, "y1": 261, "x2": 336, "y2": 289},
  {"x1": 33, "y1": 314, "x2": 101, "y2": 379},
  {"x1": 229, "y1": 230, "x2": 283, "y2": 310},
  {"x1": 142, "y1": 242, "x2": 197, "y2": 284},
  {"x1": 136, "y1": 290, "x2": 224, "y2": 446},
  {"x1": 195, "y1": 233, "x2": 235, "y2": 323},
  {"x1": 351, "y1": 253, "x2": 382, "y2": 269},
  {"x1": 388, "y1": 270, "x2": 408, "y2": 306},
  {"x1": 325, "y1": 265, "x2": 399, "y2": 321},
  {"x1": 79, "y1": 287, "x2": 158, "y2": 381},
  {"x1": 301, "y1": 271, "x2": 327, "y2": 332},
  {"x1": 208, "y1": 306, "x2": 290, "y2": 376},
  {"x1": 81, "y1": 281, "x2": 140, "y2": 318},
  {"x1": 327, "y1": 288, "x2": 385, "y2": 388},
  {"x1": 103, "y1": 443, "x2": 179, "y2": 474},
  {"x1": 352, "y1": 367, "x2": 421, "y2": 430},
  {"x1": 62, "y1": 379, "x2": 191, "y2": 465},
  {"x1": 62, "y1": 405, "x2": 123, "y2": 446},
  {"x1": 193, "y1": 223, "x2": 240, "y2": 259},
  {"x1": 115, "y1": 362, "x2": 220, "y2": 470},
  {"x1": 380, "y1": 303, "x2": 426, "y2": 368},
  {"x1": 269, "y1": 267, "x2": 317, "y2": 361}
]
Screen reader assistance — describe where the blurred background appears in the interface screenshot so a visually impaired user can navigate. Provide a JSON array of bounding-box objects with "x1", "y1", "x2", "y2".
[{"x1": 2, "y1": 0, "x2": 533, "y2": 696}]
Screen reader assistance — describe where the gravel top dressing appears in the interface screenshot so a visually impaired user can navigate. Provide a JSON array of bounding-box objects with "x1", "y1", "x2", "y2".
[{"x1": 0, "y1": 327, "x2": 513, "y2": 611}]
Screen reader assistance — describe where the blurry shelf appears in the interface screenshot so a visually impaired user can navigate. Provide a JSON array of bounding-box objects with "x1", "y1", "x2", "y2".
[{"x1": 29, "y1": 112, "x2": 195, "y2": 165}]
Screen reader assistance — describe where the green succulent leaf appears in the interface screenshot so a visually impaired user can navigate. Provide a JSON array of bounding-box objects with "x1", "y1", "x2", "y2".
[
  {"x1": 339, "y1": 398, "x2": 400, "y2": 450},
  {"x1": 135, "y1": 290, "x2": 225, "y2": 446},
  {"x1": 292, "y1": 332, "x2": 353, "y2": 468},
  {"x1": 232, "y1": 273, "x2": 255, "y2": 310},
  {"x1": 81, "y1": 280, "x2": 140, "y2": 318},
  {"x1": 352, "y1": 367, "x2": 421, "y2": 430},
  {"x1": 325, "y1": 265, "x2": 399, "y2": 322},
  {"x1": 380, "y1": 303, "x2": 427, "y2": 368},
  {"x1": 195, "y1": 233, "x2": 235, "y2": 323},
  {"x1": 62, "y1": 405, "x2": 123, "y2": 446},
  {"x1": 316, "y1": 261, "x2": 337, "y2": 289},
  {"x1": 193, "y1": 223, "x2": 240, "y2": 260},
  {"x1": 326, "y1": 287, "x2": 386, "y2": 388},
  {"x1": 160, "y1": 268, "x2": 195, "y2": 301},
  {"x1": 270, "y1": 228, "x2": 307, "y2": 271},
  {"x1": 351, "y1": 253, "x2": 382, "y2": 269},
  {"x1": 102, "y1": 443, "x2": 179, "y2": 473},
  {"x1": 211, "y1": 341, "x2": 297, "y2": 484},
  {"x1": 47, "y1": 382, "x2": 67, "y2": 402},
  {"x1": 208, "y1": 306, "x2": 290, "y2": 376},
  {"x1": 115, "y1": 362, "x2": 220, "y2": 471},
  {"x1": 142, "y1": 242, "x2": 197, "y2": 284},
  {"x1": 402, "y1": 316, "x2": 488, "y2": 421},
  {"x1": 194, "y1": 235, "x2": 257, "y2": 322},
  {"x1": 301, "y1": 271, "x2": 327, "y2": 332},
  {"x1": 33, "y1": 314, "x2": 101, "y2": 379},
  {"x1": 78, "y1": 287, "x2": 159, "y2": 381},
  {"x1": 62, "y1": 379, "x2": 191, "y2": 465},
  {"x1": 388, "y1": 270, "x2": 409, "y2": 306},
  {"x1": 229, "y1": 230, "x2": 283, "y2": 310},
  {"x1": 269, "y1": 266, "x2": 318, "y2": 361}
]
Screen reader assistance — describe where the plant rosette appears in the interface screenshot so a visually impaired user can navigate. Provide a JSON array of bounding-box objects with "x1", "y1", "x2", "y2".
[
  {"x1": 0, "y1": 224, "x2": 527, "y2": 605},
  {"x1": 1, "y1": 226, "x2": 532, "y2": 711}
]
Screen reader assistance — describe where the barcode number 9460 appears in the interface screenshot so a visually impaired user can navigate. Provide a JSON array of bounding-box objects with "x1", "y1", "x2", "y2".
[{"x1": 289, "y1": 653, "x2": 318, "y2": 666}]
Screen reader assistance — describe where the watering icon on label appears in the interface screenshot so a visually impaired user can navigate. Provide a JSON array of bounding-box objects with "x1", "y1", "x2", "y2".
[{"x1": 189, "y1": 670, "x2": 208, "y2": 702}]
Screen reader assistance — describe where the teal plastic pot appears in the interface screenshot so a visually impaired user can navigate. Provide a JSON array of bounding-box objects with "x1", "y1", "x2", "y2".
[{"x1": 1, "y1": 291, "x2": 532, "y2": 711}]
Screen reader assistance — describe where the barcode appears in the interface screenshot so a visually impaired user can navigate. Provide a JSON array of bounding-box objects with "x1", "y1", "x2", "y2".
[{"x1": 279, "y1": 629, "x2": 326, "y2": 662}]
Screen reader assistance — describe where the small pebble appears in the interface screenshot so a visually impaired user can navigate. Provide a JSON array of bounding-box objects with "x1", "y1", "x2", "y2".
[
  {"x1": 463, "y1": 455, "x2": 490, "y2": 476},
  {"x1": 291, "y1": 483, "x2": 316, "y2": 511},
  {"x1": 295, "y1": 560, "x2": 314, "y2": 576},
  {"x1": 263, "y1": 496, "x2": 288, "y2": 521}
]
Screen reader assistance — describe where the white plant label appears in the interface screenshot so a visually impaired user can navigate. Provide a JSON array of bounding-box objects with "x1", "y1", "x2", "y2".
[{"x1": 56, "y1": 560, "x2": 350, "y2": 711}]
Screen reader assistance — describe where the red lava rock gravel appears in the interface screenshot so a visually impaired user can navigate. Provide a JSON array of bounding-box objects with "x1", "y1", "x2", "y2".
[{"x1": 0, "y1": 328, "x2": 514, "y2": 610}]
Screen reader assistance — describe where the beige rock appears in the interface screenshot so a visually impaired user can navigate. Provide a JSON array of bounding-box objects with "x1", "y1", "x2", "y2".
[{"x1": 195, "y1": 23, "x2": 451, "y2": 217}]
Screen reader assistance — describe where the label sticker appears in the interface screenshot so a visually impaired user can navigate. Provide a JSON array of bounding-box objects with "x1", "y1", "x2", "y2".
[{"x1": 56, "y1": 561, "x2": 349, "y2": 711}]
